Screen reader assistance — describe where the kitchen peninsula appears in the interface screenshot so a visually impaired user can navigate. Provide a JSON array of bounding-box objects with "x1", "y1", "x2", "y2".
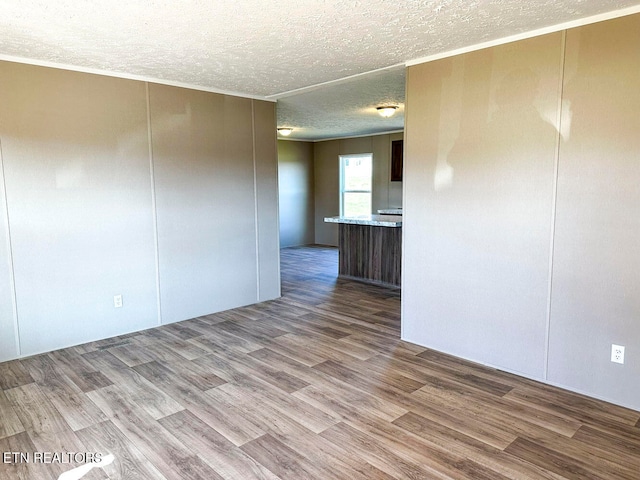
[{"x1": 324, "y1": 215, "x2": 402, "y2": 287}]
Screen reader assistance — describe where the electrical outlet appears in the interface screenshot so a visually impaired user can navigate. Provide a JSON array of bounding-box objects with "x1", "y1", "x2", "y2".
[
  {"x1": 611, "y1": 344, "x2": 625, "y2": 364},
  {"x1": 113, "y1": 294, "x2": 123, "y2": 308}
]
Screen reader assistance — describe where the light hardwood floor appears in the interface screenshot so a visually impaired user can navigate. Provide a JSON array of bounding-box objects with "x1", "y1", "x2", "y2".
[{"x1": 1, "y1": 245, "x2": 639, "y2": 479}]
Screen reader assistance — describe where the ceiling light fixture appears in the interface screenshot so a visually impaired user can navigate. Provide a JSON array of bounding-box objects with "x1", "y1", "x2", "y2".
[
  {"x1": 376, "y1": 106, "x2": 398, "y2": 118},
  {"x1": 277, "y1": 127, "x2": 293, "y2": 136}
]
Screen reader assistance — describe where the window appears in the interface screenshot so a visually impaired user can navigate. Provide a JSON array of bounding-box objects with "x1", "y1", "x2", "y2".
[{"x1": 340, "y1": 153, "x2": 372, "y2": 216}]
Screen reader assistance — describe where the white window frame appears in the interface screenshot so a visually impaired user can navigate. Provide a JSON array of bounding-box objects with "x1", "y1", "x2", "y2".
[{"x1": 339, "y1": 153, "x2": 373, "y2": 216}]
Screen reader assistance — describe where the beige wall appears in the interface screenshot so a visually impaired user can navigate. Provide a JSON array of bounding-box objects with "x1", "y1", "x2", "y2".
[
  {"x1": 253, "y1": 101, "x2": 281, "y2": 301},
  {"x1": 313, "y1": 140, "x2": 341, "y2": 246},
  {"x1": 277, "y1": 140, "x2": 315, "y2": 247},
  {"x1": 403, "y1": 13, "x2": 640, "y2": 410},
  {"x1": 0, "y1": 61, "x2": 280, "y2": 360},
  {"x1": 548, "y1": 14, "x2": 640, "y2": 409},
  {"x1": 0, "y1": 137, "x2": 17, "y2": 360},
  {"x1": 314, "y1": 132, "x2": 403, "y2": 246}
]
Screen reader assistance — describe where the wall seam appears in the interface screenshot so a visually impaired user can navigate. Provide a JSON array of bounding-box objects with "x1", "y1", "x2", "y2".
[
  {"x1": 0, "y1": 138, "x2": 21, "y2": 357},
  {"x1": 544, "y1": 30, "x2": 568, "y2": 381},
  {"x1": 251, "y1": 100, "x2": 261, "y2": 301},
  {"x1": 145, "y1": 83, "x2": 163, "y2": 326}
]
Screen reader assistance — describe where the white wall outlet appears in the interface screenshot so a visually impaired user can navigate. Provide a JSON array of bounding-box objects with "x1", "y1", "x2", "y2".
[
  {"x1": 611, "y1": 344, "x2": 625, "y2": 364},
  {"x1": 113, "y1": 294, "x2": 123, "y2": 308}
]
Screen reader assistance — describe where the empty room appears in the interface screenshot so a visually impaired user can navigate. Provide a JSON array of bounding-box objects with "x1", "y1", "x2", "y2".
[{"x1": 1, "y1": 1, "x2": 639, "y2": 479}]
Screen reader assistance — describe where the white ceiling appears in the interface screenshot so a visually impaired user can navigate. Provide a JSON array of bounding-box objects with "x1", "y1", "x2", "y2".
[
  {"x1": 1, "y1": 1, "x2": 639, "y2": 141},
  {"x1": 276, "y1": 66, "x2": 406, "y2": 141}
]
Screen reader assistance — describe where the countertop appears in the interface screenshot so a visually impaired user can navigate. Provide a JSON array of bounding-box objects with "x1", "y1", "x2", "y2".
[
  {"x1": 324, "y1": 215, "x2": 402, "y2": 227},
  {"x1": 377, "y1": 209, "x2": 403, "y2": 215}
]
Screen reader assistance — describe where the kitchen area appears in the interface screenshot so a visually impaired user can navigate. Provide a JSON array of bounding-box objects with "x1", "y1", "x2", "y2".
[
  {"x1": 278, "y1": 131, "x2": 403, "y2": 289},
  {"x1": 324, "y1": 211, "x2": 402, "y2": 287},
  {"x1": 321, "y1": 138, "x2": 403, "y2": 288}
]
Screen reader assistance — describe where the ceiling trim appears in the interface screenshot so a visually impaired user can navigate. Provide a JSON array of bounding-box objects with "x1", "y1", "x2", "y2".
[
  {"x1": 266, "y1": 63, "x2": 405, "y2": 100},
  {"x1": 280, "y1": 129, "x2": 404, "y2": 143},
  {"x1": 406, "y1": 4, "x2": 640, "y2": 67},
  {"x1": 0, "y1": 54, "x2": 275, "y2": 102}
]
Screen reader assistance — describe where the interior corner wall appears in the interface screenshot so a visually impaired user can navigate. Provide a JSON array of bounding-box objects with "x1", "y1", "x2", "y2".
[
  {"x1": 403, "y1": 13, "x2": 640, "y2": 410},
  {"x1": 253, "y1": 100, "x2": 281, "y2": 302},
  {"x1": 277, "y1": 140, "x2": 315, "y2": 247},
  {"x1": 0, "y1": 61, "x2": 280, "y2": 360},
  {"x1": 314, "y1": 133, "x2": 403, "y2": 247}
]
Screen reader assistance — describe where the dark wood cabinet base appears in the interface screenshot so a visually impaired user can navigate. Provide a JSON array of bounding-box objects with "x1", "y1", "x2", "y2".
[{"x1": 338, "y1": 224, "x2": 401, "y2": 287}]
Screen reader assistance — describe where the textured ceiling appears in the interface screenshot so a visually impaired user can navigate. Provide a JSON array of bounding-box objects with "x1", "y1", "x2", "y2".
[
  {"x1": 277, "y1": 67, "x2": 405, "y2": 141},
  {"x1": 1, "y1": 0, "x2": 639, "y2": 140}
]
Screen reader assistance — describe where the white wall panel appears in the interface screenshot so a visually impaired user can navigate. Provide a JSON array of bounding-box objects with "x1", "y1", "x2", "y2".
[
  {"x1": 403, "y1": 34, "x2": 563, "y2": 378},
  {"x1": 0, "y1": 143, "x2": 18, "y2": 361},
  {"x1": 0, "y1": 63, "x2": 158, "y2": 356},
  {"x1": 548, "y1": 15, "x2": 640, "y2": 409},
  {"x1": 150, "y1": 85, "x2": 259, "y2": 323},
  {"x1": 253, "y1": 100, "x2": 281, "y2": 301},
  {"x1": 0, "y1": 62, "x2": 281, "y2": 361},
  {"x1": 404, "y1": 13, "x2": 640, "y2": 410}
]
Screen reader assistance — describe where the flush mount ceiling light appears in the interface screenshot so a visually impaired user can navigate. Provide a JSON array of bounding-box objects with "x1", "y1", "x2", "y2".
[
  {"x1": 277, "y1": 127, "x2": 293, "y2": 136},
  {"x1": 376, "y1": 106, "x2": 398, "y2": 118}
]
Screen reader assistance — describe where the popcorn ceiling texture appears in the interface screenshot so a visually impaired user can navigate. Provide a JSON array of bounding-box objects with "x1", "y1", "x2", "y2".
[
  {"x1": 276, "y1": 67, "x2": 406, "y2": 141},
  {"x1": 1, "y1": 0, "x2": 637, "y2": 97}
]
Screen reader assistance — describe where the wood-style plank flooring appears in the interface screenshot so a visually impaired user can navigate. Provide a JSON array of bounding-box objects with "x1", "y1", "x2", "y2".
[{"x1": 1, "y1": 245, "x2": 639, "y2": 479}]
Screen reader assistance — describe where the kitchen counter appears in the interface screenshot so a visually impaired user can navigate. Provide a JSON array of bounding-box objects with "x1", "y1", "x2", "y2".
[
  {"x1": 377, "y1": 209, "x2": 403, "y2": 215},
  {"x1": 324, "y1": 215, "x2": 401, "y2": 287},
  {"x1": 323, "y1": 214, "x2": 402, "y2": 227}
]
